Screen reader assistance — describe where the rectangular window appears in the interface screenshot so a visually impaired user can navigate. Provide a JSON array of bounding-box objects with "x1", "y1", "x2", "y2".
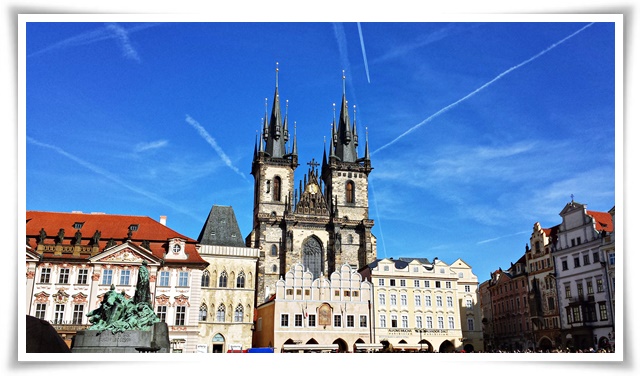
[
  {"x1": 380, "y1": 315, "x2": 386, "y2": 328},
  {"x1": 379, "y1": 293, "x2": 386, "y2": 305},
  {"x1": 587, "y1": 280, "x2": 594, "y2": 295},
  {"x1": 175, "y1": 306, "x2": 186, "y2": 325},
  {"x1": 565, "y1": 284, "x2": 571, "y2": 298},
  {"x1": 466, "y1": 299, "x2": 473, "y2": 309},
  {"x1": 54, "y1": 304, "x2": 65, "y2": 324},
  {"x1": 416, "y1": 316, "x2": 423, "y2": 328},
  {"x1": 101, "y1": 269, "x2": 113, "y2": 285},
  {"x1": 35, "y1": 303, "x2": 46, "y2": 320},
  {"x1": 72, "y1": 304, "x2": 84, "y2": 324},
  {"x1": 294, "y1": 314, "x2": 303, "y2": 327},
  {"x1": 281, "y1": 314, "x2": 289, "y2": 327},
  {"x1": 390, "y1": 279, "x2": 396, "y2": 287},
  {"x1": 40, "y1": 268, "x2": 51, "y2": 283},
  {"x1": 435, "y1": 281, "x2": 441, "y2": 288},
  {"x1": 157, "y1": 306, "x2": 167, "y2": 322},
  {"x1": 577, "y1": 283, "x2": 584, "y2": 298},
  {"x1": 286, "y1": 289, "x2": 294, "y2": 296},
  {"x1": 447, "y1": 296, "x2": 453, "y2": 308},
  {"x1": 561, "y1": 260, "x2": 568, "y2": 271},
  {"x1": 464, "y1": 285, "x2": 471, "y2": 293},
  {"x1": 571, "y1": 306, "x2": 581, "y2": 323},
  {"x1": 593, "y1": 252, "x2": 600, "y2": 263},
  {"x1": 425, "y1": 296, "x2": 432, "y2": 307},
  {"x1": 426, "y1": 316, "x2": 433, "y2": 329},
  {"x1": 609, "y1": 253, "x2": 615, "y2": 265},
  {"x1": 334, "y1": 290, "x2": 339, "y2": 297},
  {"x1": 445, "y1": 281, "x2": 452, "y2": 289},
  {"x1": 178, "y1": 271, "x2": 189, "y2": 287},
  {"x1": 597, "y1": 278, "x2": 604, "y2": 293},
  {"x1": 583, "y1": 254, "x2": 590, "y2": 265},
  {"x1": 424, "y1": 281, "x2": 430, "y2": 288},
  {"x1": 390, "y1": 294, "x2": 397, "y2": 306},
  {"x1": 359, "y1": 315, "x2": 367, "y2": 328},
  {"x1": 414, "y1": 280, "x2": 420, "y2": 288},
  {"x1": 347, "y1": 315, "x2": 355, "y2": 328},
  {"x1": 448, "y1": 316, "x2": 455, "y2": 329},
  {"x1": 400, "y1": 294, "x2": 407, "y2": 306},
  {"x1": 58, "y1": 268, "x2": 70, "y2": 284},
  {"x1": 548, "y1": 297, "x2": 555, "y2": 310},
  {"x1": 76, "y1": 269, "x2": 88, "y2": 285},
  {"x1": 401, "y1": 315, "x2": 408, "y2": 328},
  {"x1": 437, "y1": 316, "x2": 444, "y2": 329},
  {"x1": 334, "y1": 315, "x2": 342, "y2": 327},
  {"x1": 343, "y1": 290, "x2": 351, "y2": 297},
  {"x1": 119, "y1": 270, "x2": 131, "y2": 285},
  {"x1": 599, "y1": 302, "x2": 608, "y2": 321},
  {"x1": 574, "y1": 257, "x2": 580, "y2": 268},
  {"x1": 159, "y1": 271, "x2": 170, "y2": 286},
  {"x1": 415, "y1": 295, "x2": 421, "y2": 306},
  {"x1": 400, "y1": 279, "x2": 406, "y2": 287},
  {"x1": 391, "y1": 315, "x2": 398, "y2": 328},
  {"x1": 436, "y1": 296, "x2": 443, "y2": 307},
  {"x1": 308, "y1": 314, "x2": 316, "y2": 327},
  {"x1": 378, "y1": 278, "x2": 385, "y2": 286},
  {"x1": 467, "y1": 318, "x2": 474, "y2": 331}
]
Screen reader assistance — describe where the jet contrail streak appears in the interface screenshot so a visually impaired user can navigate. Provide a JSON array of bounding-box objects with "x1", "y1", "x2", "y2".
[
  {"x1": 369, "y1": 178, "x2": 387, "y2": 258},
  {"x1": 26, "y1": 136, "x2": 202, "y2": 222},
  {"x1": 185, "y1": 115, "x2": 248, "y2": 182},
  {"x1": 357, "y1": 22, "x2": 371, "y2": 83},
  {"x1": 372, "y1": 22, "x2": 595, "y2": 156}
]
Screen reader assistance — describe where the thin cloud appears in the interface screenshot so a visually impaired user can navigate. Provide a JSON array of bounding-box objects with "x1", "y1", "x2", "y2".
[
  {"x1": 105, "y1": 23, "x2": 141, "y2": 62},
  {"x1": 28, "y1": 22, "x2": 159, "y2": 60},
  {"x1": 372, "y1": 22, "x2": 595, "y2": 156},
  {"x1": 26, "y1": 136, "x2": 202, "y2": 222},
  {"x1": 332, "y1": 23, "x2": 351, "y2": 78},
  {"x1": 185, "y1": 115, "x2": 248, "y2": 182},
  {"x1": 135, "y1": 140, "x2": 168, "y2": 152}
]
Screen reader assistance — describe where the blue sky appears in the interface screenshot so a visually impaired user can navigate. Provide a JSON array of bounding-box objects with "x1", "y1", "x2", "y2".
[{"x1": 22, "y1": 16, "x2": 618, "y2": 283}]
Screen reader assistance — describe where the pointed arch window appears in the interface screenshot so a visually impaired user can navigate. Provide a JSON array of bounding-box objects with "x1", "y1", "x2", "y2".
[
  {"x1": 346, "y1": 181, "x2": 355, "y2": 204},
  {"x1": 219, "y1": 271, "x2": 228, "y2": 288},
  {"x1": 302, "y1": 237, "x2": 323, "y2": 280},
  {"x1": 271, "y1": 244, "x2": 278, "y2": 256},
  {"x1": 236, "y1": 271, "x2": 246, "y2": 288},
  {"x1": 199, "y1": 304, "x2": 208, "y2": 321},
  {"x1": 273, "y1": 176, "x2": 282, "y2": 202},
  {"x1": 201, "y1": 270, "x2": 210, "y2": 287},
  {"x1": 216, "y1": 304, "x2": 226, "y2": 322},
  {"x1": 234, "y1": 305, "x2": 244, "y2": 322}
]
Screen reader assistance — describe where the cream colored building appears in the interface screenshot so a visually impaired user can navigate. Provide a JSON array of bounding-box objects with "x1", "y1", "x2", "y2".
[
  {"x1": 253, "y1": 263, "x2": 374, "y2": 353},
  {"x1": 195, "y1": 206, "x2": 259, "y2": 353},
  {"x1": 360, "y1": 257, "x2": 479, "y2": 352}
]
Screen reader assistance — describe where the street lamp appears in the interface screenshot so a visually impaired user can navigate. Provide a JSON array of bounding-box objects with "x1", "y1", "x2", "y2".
[{"x1": 415, "y1": 328, "x2": 428, "y2": 352}]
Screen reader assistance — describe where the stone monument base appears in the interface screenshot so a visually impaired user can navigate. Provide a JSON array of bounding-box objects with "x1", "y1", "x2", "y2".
[{"x1": 71, "y1": 322, "x2": 170, "y2": 353}]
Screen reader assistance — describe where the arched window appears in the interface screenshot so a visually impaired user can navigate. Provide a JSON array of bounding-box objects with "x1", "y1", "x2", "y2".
[
  {"x1": 219, "y1": 271, "x2": 228, "y2": 288},
  {"x1": 271, "y1": 244, "x2": 278, "y2": 256},
  {"x1": 346, "y1": 181, "x2": 355, "y2": 204},
  {"x1": 216, "y1": 304, "x2": 226, "y2": 322},
  {"x1": 302, "y1": 237, "x2": 323, "y2": 280},
  {"x1": 273, "y1": 176, "x2": 282, "y2": 201},
  {"x1": 236, "y1": 271, "x2": 245, "y2": 288},
  {"x1": 199, "y1": 304, "x2": 208, "y2": 321},
  {"x1": 201, "y1": 270, "x2": 210, "y2": 287},
  {"x1": 234, "y1": 305, "x2": 244, "y2": 322},
  {"x1": 271, "y1": 265, "x2": 277, "y2": 273}
]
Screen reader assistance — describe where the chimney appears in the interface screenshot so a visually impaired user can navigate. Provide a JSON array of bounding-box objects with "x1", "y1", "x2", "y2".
[{"x1": 160, "y1": 215, "x2": 167, "y2": 226}]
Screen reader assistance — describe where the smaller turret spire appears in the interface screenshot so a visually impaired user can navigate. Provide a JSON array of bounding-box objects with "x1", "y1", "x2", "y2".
[{"x1": 292, "y1": 121, "x2": 298, "y2": 156}]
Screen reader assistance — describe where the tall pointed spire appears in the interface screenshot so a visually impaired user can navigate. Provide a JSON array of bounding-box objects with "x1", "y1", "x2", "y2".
[
  {"x1": 264, "y1": 62, "x2": 286, "y2": 158},
  {"x1": 334, "y1": 71, "x2": 357, "y2": 162},
  {"x1": 292, "y1": 121, "x2": 298, "y2": 156}
]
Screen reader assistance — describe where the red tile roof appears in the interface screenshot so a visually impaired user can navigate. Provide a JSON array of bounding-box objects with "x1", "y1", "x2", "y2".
[
  {"x1": 587, "y1": 210, "x2": 614, "y2": 232},
  {"x1": 25, "y1": 211, "x2": 206, "y2": 266}
]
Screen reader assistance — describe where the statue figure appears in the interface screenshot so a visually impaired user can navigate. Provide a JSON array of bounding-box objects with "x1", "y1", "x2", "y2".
[
  {"x1": 91, "y1": 230, "x2": 101, "y2": 246},
  {"x1": 74, "y1": 230, "x2": 82, "y2": 245},
  {"x1": 38, "y1": 228, "x2": 46, "y2": 244},
  {"x1": 56, "y1": 228, "x2": 65, "y2": 245},
  {"x1": 86, "y1": 261, "x2": 159, "y2": 334}
]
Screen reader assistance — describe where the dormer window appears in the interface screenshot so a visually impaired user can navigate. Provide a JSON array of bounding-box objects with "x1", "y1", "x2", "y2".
[
  {"x1": 73, "y1": 222, "x2": 84, "y2": 229},
  {"x1": 172, "y1": 244, "x2": 181, "y2": 254},
  {"x1": 129, "y1": 224, "x2": 139, "y2": 232}
]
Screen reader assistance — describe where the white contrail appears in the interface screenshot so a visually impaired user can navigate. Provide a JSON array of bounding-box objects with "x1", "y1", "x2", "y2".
[
  {"x1": 477, "y1": 231, "x2": 530, "y2": 245},
  {"x1": 372, "y1": 22, "x2": 595, "y2": 156},
  {"x1": 28, "y1": 23, "x2": 159, "y2": 59},
  {"x1": 26, "y1": 136, "x2": 202, "y2": 221},
  {"x1": 332, "y1": 23, "x2": 351, "y2": 79},
  {"x1": 368, "y1": 178, "x2": 387, "y2": 258},
  {"x1": 185, "y1": 115, "x2": 248, "y2": 181},
  {"x1": 357, "y1": 22, "x2": 371, "y2": 83},
  {"x1": 105, "y1": 23, "x2": 141, "y2": 62}
]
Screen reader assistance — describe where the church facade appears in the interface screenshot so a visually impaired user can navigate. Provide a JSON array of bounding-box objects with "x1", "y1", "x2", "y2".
[{"x1": 245, "y1": 68, "x2": 377, "y2": 304}]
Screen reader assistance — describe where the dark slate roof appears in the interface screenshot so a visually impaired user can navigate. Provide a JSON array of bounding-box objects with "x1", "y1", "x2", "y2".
[
  {"x1": 197, "y1": 205, "x2": 245, "y2": 247},
  {"x1": 398, "y1": 257, "x2": 432, "y2": 265}
]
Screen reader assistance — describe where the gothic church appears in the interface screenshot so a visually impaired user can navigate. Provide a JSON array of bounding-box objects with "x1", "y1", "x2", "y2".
[{"x1": 245, "y1": 67, "x2": 377, "y2": 303}]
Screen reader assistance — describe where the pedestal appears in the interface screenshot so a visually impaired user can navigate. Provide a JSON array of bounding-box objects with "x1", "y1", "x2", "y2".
[{"x1": 71, "y1": 322, "x2": 170, "y2": 353}]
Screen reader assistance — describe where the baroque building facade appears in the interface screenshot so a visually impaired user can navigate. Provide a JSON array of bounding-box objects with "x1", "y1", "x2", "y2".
[
  {"x1": 245, "y1": 68, "x2": 377, "y2": 305},
  {"x1": 195, "y1": 205, "x2": 259, "y2": 353},
  {"x1": 25, "y1": 211, "x2": 208, "y2": 352},
  {"x1": 359, "y1": 257, "x2": 480, "y2": 352}
]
